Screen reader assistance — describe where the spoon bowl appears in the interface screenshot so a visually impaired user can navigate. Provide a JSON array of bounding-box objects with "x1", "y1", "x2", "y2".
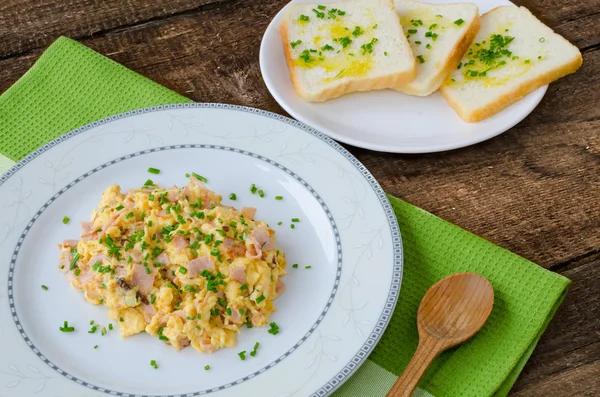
[
  {"x1": 387, "y1": 273, "x2": 494, "y2": 397},
  {"x1": 418, "y1": 272, "x2": 494, "y2": 343}
]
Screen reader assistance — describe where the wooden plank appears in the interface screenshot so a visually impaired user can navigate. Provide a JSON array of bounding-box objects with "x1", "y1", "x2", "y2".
[
  {"x1": 510, "y1": 256, "x2": 600, "y2": 395},
  {"x1": 0, "y1": 0, "x2": 232, "y2": 58},
  {"x1": 511, "y1": 362, "x2": 600, "y2": 397}
]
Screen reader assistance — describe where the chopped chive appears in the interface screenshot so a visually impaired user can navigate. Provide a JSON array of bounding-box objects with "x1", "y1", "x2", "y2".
[
  {"x1": 305, "y1": 266, "x2": 312, "y2": 269},
  {"x1": 277, "y1": 222, "x2": 283, "y2": 226},
  {"x1": 275, "y1": 196, "x2": 283, "y2": 200},
  {"x1": 250, "y1": 341, "x2": 260, "y2": 357},
  {"x1": 62, "y1": 216, "x2": 70, "y2": 224},
  {"x1": 88, "y1": 325, "x2": 98, "y2": 334},
  {"x1": 192, "y1": 172, "x2": 207, "y2": 183},
  {"x1": 69, "y1": 253, "x2": 80, "y2": 270},
  {"x1": 108, "y1": 323, "x2": 113, "y2": 331},
  {"x1": 41, "y1": 285, "x2": 48, "y2": 290},
  {"x1": 101, "y1": 327, "x2": 107, "y2": 336},
  {"x1": 268, "y1": 322, "x2": 280, "y2": 335},
  {"x1": 226, "y1": 308, "x2": 232, "y2": 316},
  {"x1": 126, "y1": 212, "x2": 134, "y2": 219},
  {"x1": 384, "y1": 52, "x2": 388, "y2": 56},
  {"x1": 74, "y1": 268, "x2": 81, "y2": 276},
  {"x1": 454, "y1": 18, "x2": 464, "y2": 26},
  {"x1": 150, "y1": 294, "x2": 156, "y2": 304},
  {"x1": 150, "y1": 360, "x2": 158, "y2": 369},
  {"x1": 240, "y1": 283, "x2": 248, "y2": 291},
  {"x1": 291, "y1": 218, "x2": 300, "y2": 222},
  {"x1": 147, "y1": 167, "x2": 160, "y2": 174},
  {"x1": 59, "y1": 321, "x2": 75, "y2": 332},
  {"x1": 90, "y1": 320, "x2": 94, "y2": 325},
  {"x1": 238, "y1": 350, "x2": 247, "y2": 360},
  {"x1": 94, "y1": 345, "x2": 98, "y2": 349},
  {"x1": 256, "y1": 295, "x2": 266, "y2": 304},
  {"x1": 229, "y1": 193, "x2": 237, "y2": 200},
  {"x1": 539, "y1": 37, "x2": 545, "y2": 42},
  {"x1": 143, "y1": 179, "x2": 154, "y2": 187},
  {"x1": 290, "y1": 224, "x2": 295, "y2": 229},
  {"x1": 204, "y1": 365, "x2": 210, "y2": 370},
  {"x1": 115, "y1": 205, "x2": 124, "y2": 211},
  {"x1": 258, "y1": 190, "x2": 265, "y2": 198},
  {"x1": 292, "y1": 264, "x2": 298, "y2": 269},
  {"x1": 179, "y1": 266, "x2": 188, "y2": 274},
  {"x1": 148, "y1": 194, "x2": 155, "y2": 201},
  {"x1": 120, "y1": 317, "x2": 124, "y2": 322},
  {"x1": 250, "y1": 184, "x2": 258, "y2": 194}
]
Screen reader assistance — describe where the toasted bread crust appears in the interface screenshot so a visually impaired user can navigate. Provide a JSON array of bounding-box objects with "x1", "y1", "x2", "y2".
[
  {"x1": 440, "y1": 54, "x2": 582, "y2": 122},
  {"x1": 439, "y1": 6, "x2": 584, "y2": 122},
  {"x1": 396, "y1": 9, "x2": 481, "y2": 96},
  {"x1": 280, "y1": 1, "x2": 417, "y2": 102}
]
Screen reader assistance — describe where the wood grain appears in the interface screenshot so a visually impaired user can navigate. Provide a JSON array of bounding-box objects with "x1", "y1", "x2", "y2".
[{"x1": 0, "y1": 0, "x2": 598, "y2": 395}]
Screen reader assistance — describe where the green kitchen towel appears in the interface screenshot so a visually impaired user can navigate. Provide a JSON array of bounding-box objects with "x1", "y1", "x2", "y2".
[{"x1": 0, "y1": 37, "x2": 570, "y2": 397}]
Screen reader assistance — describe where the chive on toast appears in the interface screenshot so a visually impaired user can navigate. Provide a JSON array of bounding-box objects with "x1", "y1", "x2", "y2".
[{"x1": 281, "y1": 0, "x2": 416, "y2": 102}]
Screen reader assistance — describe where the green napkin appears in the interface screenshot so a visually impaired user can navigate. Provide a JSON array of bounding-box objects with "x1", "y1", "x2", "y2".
[{"x1": 0, "y1": 37, "x2": 570, "y2": 397}]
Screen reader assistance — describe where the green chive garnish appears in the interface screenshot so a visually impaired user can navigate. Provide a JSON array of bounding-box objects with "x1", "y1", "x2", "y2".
[
  {"x1": 240, "y1": 283, "x2": 248, "y2": 291},
  {"x1": 305, "y1": 266, "x2": 312, "y2": 269},
  {"x1": 229, "y1": 193, "x2": 237, "y2": 200},
  {"x1": 179, "y1": 266, "x2": 188, "y2": 274},
  {"x1": 59, "y1": 321, "x2": 75, "y2": 332},
  {"x1": 115, "y1": 205, "x2": 124, "y2": 211},
  {"x1": 268, "y1": 322, "x2": 280, "y2": 335},
  {"x1": 192, "y1": 172, "x2": 208, "y2": 183},
  {"x1": 238, "y1": 350, "x2": 247, "y2": 360},
  {"x1": 275, "y1": 196, "x2": 283, "y2": 200},
  {"x1": 41, "y1": 285, "x2": 48, "y2": 290},
  {"x1": 454, "y1": 18, "x2": 464, "y2": 26},
  {"x1": 291, "y1": 218, "x2": 300, "y2": 222},
  {"x1": 204, "y1": 365, "x2": 210, "y2": 370},
  {"x1": 250, "y1": 184, "x2": 258, "y2": 194},
  {"x1": 94, "y1": 345, "x2": 98, "y2": 349},
  {"x1": 147, "y1": 167, "x2": 160, "y2": 174},
  {"x1": 150, "y1": 360, "x2": 158, "y2": 369},
  {"x1": 62, "y1": 216, "x2": 70, "y2": 224},
  {"x1": 108, "y1": 323, "x2": 113, "y2": 331},
  {"x1": 143, "y1": 179, "x2": 154, "y2": 187},
  {"x1": 250, "y1": 341, "x2": 260, "y2": 357},
  {"x1": 292, "y1": 264, "x2": 298, "y2": 269},
  {"x1": 256, "y1": 295, "x2": 266, "y2": 304}
]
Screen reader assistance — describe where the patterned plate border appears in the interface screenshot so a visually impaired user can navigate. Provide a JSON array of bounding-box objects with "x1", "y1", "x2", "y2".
[{"x1": 1, "y1": 103, "x2": 403, "y2": 397}]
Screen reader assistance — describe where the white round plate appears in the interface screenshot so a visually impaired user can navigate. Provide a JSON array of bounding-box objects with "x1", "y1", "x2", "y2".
[
  {"x1": 260, "y1": 0, "x2": 548, "y2": 153},
  {"x1": 0, "y1": 104, "x2": 402, "y2": 397}
]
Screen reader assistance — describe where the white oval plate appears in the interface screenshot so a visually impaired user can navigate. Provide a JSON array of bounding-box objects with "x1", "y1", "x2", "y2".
[
  {"x1": 260, "y1": 0, "x2": 548, "y2": 153},
  {"x1": 0, "y1": 104, "x2": 402, "y2": 397}
]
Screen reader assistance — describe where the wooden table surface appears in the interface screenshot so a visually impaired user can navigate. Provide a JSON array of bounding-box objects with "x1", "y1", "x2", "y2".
[{"x1": 1, "y1": 0, "x2": 598, "y2": 395}]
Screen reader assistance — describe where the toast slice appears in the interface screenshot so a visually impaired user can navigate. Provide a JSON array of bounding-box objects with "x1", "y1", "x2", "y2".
[
  {"x1": 393, "y1": 0, "x2": 480, "y2": 96},
  {"x1": 280, "y1": 0, "x2": 417, "y2": 102},
  {"x1": 439, "y1": 6, "x2": 583, "y2": 122}
]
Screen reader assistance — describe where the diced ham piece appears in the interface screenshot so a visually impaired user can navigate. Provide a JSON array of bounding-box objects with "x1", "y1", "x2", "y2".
[
  {"x1": 140, "y1": 304, "x2": 156, "y2": 323},
  {"x1": 168, "y1": 190, "x2": 180, "y2": 202},
  {"x1": 252, "y1": 226, "x2": 276, "y2": 251},
  {"x1": 173, "y1": 310, "x2": 187, "y2": 320},
  {"x1": 172, "y1": 234, "x2": 189, "y2": 250},
  {"x1": 229, "y1": 308, "x2": 241, "y2": 323},
  {"x1": 230, "y1": 266, "x2": 246, "y2": 284},
  {"x1": 62, "y1": 239, "x2": 79, "y2": 248},
  {"x1": 276, "y1": 280, "x2": 286, "y2": 296},
  {"x1": 155, "y1": 252, "x2": 170, "y2": 265},
  {"x1": 80, "y1": 222, "x2": 92, "y2": 234},
  {"x1": 129, "y1": 249, "x2": 144, "y2": 263},
  {"x1": 241, "y1": 207, "x2": 256, "y2": 220},
  {"x1": 245, "y1": 244, "x2": 261, "y2": 259},
  {"x1": 178, "y1": 337, "x2": 191, "y2": 348},
  {"x1": 223, "y1": 237, "x2": 246, "y2": 257},
  {"x1": 131, "y1": 264, "x2": 155, "y2": 295},
  {"x1": 187, "y1": 256, "x2": 214, "y2": 277}
]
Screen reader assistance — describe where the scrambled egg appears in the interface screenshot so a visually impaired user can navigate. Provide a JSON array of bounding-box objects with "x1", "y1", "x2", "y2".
[{"x1": 58, "y1": 177, "x2": 287, "y2": 353}]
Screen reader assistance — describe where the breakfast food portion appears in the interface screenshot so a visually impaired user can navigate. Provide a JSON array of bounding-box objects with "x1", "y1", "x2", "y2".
[
  {"x1": 281, "y1": 0, "x2": 416, "y2": 102},
  {"x1": 279, "y1": 0, "x2": 582, "y2": 122},
  {"x1": 58, "y1": 177, "x2": 287, "y2": 353},
  {"x1": 394, "y1": 0, "x2": 480, "y2": 96},
  {"x1": 439, "y1": 6, "x2": 583, "y2": 122}
]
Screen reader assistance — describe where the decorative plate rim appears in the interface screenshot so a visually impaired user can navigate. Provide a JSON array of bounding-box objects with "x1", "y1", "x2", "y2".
[{"x1": 1, "y1": 103, "x2": 403, "y2": 397}]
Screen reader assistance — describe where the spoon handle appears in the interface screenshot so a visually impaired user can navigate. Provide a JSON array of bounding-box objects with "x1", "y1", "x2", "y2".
[{"x1": 386, "y1": 335, "x2": 443, "y2": 397}]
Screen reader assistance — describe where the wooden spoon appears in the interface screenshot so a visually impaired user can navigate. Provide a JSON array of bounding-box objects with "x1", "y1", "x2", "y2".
[{"x1": 386, "y1": 272, "x2": 494, "y2": 397}]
